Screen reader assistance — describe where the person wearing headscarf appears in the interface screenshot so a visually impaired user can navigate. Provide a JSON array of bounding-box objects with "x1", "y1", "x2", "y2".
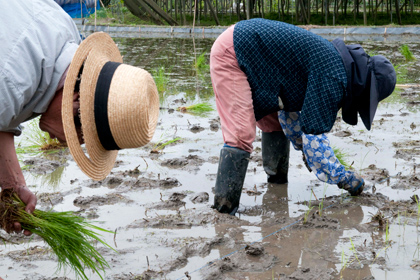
[{"x1": 210, "y1": 19, "x2": 396, "y2": 215}]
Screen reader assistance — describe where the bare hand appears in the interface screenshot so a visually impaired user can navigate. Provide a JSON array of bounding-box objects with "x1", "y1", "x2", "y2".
[
  {"x1": 0, "y1": 131, "x2": 37, "y2": 236},
  {"x1": 10, "y1": 185, "x2": 37, "y2": 236}
]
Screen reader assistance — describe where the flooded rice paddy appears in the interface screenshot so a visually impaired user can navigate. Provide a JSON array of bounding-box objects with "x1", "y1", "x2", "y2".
[{"x1": 1, "y1": 33, "x2": 420, "y2": 280}]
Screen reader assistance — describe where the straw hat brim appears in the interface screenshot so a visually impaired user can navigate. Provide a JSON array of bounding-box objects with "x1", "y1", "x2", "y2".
[{"x1": 62, "y1": 32, "x2": 121, "y2": 180}]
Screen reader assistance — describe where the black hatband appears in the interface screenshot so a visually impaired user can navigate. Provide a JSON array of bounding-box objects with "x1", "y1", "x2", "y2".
[{"x1": 94, "y1": 61, "x2": 122, "y2": 151}]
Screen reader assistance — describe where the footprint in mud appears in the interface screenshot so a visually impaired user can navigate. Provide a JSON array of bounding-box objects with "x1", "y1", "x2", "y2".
[
  {"x1": 23, "y1": 158, "x2": 67, "y2": 174},
  {"x1": 190, "y1": 192, "x2": 209, "y2": 204},
  {"x1": 190, "y1": 124, "x2": 205, "y2": 133},
  {"x1": 161, "y1": 155, "x2": 205, "y2": 169},
  {"x1": 361, "y1": 164, "x2": 390, "y2": 183},
  {"x1": 393, "y1": 139, "x2": 420, "y2": 161},
  {"x1": 73, "y1": 193, "x2": 133, "y2": 208},
  {"x1": 333, "y1": 130, "x2": 352, "y2": 137},
  {"x1": 37, "y1": 187, "x2": 81, "y2": 208},
  {"x1": 209, "y1": 118, "x2": 220, "y2": 132},
  {"x1": 147, "y1": 192, "x2": 187, "y2": 210},
  {"x1": 125, "y1": 177, "x2": 180, "y2": 190}
]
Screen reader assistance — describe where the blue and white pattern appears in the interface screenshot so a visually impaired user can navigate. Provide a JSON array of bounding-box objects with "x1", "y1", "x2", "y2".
[{"x1": 278, "y1": 111, "x2": 360, "y2": 187}]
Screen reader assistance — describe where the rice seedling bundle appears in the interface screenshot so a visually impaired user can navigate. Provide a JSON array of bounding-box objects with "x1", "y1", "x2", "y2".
[
  {"x1": 177, "y1": 102, "x2": 213, "y2": 116},
  {"x1": 0, "y1": 189, "x2": 114, "y2": 280}
]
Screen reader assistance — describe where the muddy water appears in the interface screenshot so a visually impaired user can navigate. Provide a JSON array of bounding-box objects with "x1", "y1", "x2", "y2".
[{"x1": 1, "y1": 37, "x2": 420, "y2": 280}]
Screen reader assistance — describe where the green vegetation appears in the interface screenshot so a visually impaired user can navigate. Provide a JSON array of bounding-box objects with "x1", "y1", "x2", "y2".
[
  {"x1": 89, "y1": 1, "x2": 146, "y2": 25},
  {"x1": 23, "y1": 118, "x2": 66, "y2": 151},
  {"x1": 88, "y1": 0, "x2": 420, "y2": 27},
  {"x1": 0, "y1": 189, "x2": 115, "y2": 280},
  {"x1": 151, "y1": 137, "x2": 181, "y2": 153},
  {"x1": 318, "y1": 185, "x2": 328, "y2": 216},
  {"x1": 339, "y1": 248, "x2": 349, "y2": 278},
  {"x1": 340, "y1": 238, "x2": 361, "y2": 277},
  {"x1": 194, "y1": 52, "x2": 210, "y2": 72},
  {"x1": 31, "y1": 166, "x2": 66, "y2": 190},
  {"x1": 177, "y1": 102, "x2": 213, "y2": 116},
  {"x1": 400, "y1": 44, "x2": 416, "y2": 62},
  {"x1": 152, "y1": 66, "x2": 170, "y2": 93},
  {"x1": 395, "y1": 64, "x2": 410, "y2": 84},
  {"x1": 332, "y1": 146, "x2": 350, "y2": 170},
  {"x1": 392, "y1": 44, "x2": 417, "y2": 84},
  {"x1": 303, "y1": 193, "x2": 314, "y2": 224},
  {"x1": 349, "y1": 237, "x2": 361, "y2": 265}
]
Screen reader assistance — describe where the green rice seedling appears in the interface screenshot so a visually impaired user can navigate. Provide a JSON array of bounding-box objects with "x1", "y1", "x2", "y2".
[
  {"x1": 177, "y1": 102, "x2": 213, "y2": 116},
  {"x1": 367, "y1": 49, "x2": 379, "y2": 57},
  {"x1": 303, "y1": 205, "x2": 313, "y2": 224},
  {"x1": 372, "y1": 244, "x2": 391, "y2": 263},
  {"x1": 151, "y1": 137, "x2": 181, "y2": 153},
  {"x1": 32, "y1": 166, "x2": 66, "y2": 190},
  {"x1": 194, "y1": 52, "x2": 210, "y2": 72},
  {"x1": 340, "y1": 248, "x2": 348, "y2": 279},
  {"x1": 400, "y1": 44, "x2": 416, "y2": 62},
  {"x1": 0, "y1": 189, "x2": 115, "y2": 280},
  {"x1": 349, "y1": 237, "x2": 361, "y2": 264},
  {"x1": 394, "y1": 63, "x2": 410, "y2": 84},
  {"x1": 15, "y1": 145, "x2": 42, "y2": 157},
  {"x1": 303, "y1": 193, "x2": 314, "y2": 224},
  {"x1": 152, "y1": 66, "x2": 170, "y2": 93},
  {"x1": 318, "y1": 185, "x2": 328, "y2": 216},
  {"x1": 24, "y1": 118, "x2": 65, "y2": 151},
  {"x1": 332, "y1": 146, "x2": 350, "y2": 170}
]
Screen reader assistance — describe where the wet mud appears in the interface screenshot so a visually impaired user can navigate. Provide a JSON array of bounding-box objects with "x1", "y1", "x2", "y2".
[{"x1": 1, "y1": 38, "x2": 420, "y2": 280}]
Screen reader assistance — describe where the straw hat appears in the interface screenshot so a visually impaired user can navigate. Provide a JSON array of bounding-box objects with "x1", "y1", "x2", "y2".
[{"x1": 62, "y1": 32, "x2": 159, "y2": 180}]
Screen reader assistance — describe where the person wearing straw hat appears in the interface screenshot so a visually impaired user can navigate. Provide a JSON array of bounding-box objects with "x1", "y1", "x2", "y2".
[
  {"x1": 210, "y1": 18, "x2": 396, "y2": 215},
  {"x1": 0, "y1": 0, "x2": 159, "y2": 235}
]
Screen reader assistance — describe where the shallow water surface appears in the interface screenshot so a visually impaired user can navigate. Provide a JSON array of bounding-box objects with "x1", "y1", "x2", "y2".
[{"x1": 1, "y1": 36, "x2": 420, "y2": 280}]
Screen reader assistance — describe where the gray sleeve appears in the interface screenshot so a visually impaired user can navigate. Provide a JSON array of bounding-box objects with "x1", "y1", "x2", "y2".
[{"x1": 0, "y1": 0, "x2": 81, "y2": 135}]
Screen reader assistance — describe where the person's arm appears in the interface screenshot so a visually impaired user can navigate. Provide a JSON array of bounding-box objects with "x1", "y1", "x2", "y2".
[
  {"x1": 278, "y1": 111, "x2": 364, "y2": 191},
  {"x1": 0, "y1": 131, "x2": 37, "y2": 236},
  {"x1": 278, "y1": 111, "x2": 304, "y2": 151},
  {"x1": 301, "y1": 133, "x2": 364, "y2": 195}
]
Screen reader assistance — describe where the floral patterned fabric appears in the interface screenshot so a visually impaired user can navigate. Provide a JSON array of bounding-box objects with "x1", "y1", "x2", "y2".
[{"x1": 278, "y1": 110, "x2": 361, "y2": 187}]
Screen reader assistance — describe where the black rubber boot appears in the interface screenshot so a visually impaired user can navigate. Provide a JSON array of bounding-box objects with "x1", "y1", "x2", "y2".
[
  {"x1": 213, "y1": 147, "x2": 250, "y2": 215},
  {"x1": 262, "y1": 131, "x2": 290, "y2": 184}
]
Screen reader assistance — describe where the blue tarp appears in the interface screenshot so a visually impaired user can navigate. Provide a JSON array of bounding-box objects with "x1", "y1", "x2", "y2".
[{"x1": 55, "y1": 0, "x2": 101, "y2": 18}]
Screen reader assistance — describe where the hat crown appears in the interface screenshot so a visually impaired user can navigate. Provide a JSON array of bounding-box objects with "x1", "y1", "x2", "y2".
[
  {"x1": 105, "y1": 64, "x2": 159, "y2": 149},
  {"x1": 63, "y1": 32, "x2": 159, "y2": 181},
  {"x1": 371, "y1": 55, "x2": 397, "y2": 102}
]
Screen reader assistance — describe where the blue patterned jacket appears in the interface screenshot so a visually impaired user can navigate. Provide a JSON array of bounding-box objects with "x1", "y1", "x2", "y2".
[{"x1": 233, "y1": 19, "x2": 348, "y2": 135}]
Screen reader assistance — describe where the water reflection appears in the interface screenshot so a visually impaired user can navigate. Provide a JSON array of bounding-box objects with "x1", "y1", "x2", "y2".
[
  {"x1": 114, "y1": 36, "x2": 420, "y2": 108},
  {"x1": 114, "y1": 37, "x2": 214, "y2": 102},
  {"x1": 28, "y1": 165, "x2": 67, "y2": 190},
  {"x1": 14, "y1": 34, "x2": 420, "y2": 279},
  {"x1": 210, "y1": 182, "x2": 375, "y2": 279}
]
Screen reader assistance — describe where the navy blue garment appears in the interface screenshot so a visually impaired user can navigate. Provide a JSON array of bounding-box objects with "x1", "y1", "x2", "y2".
[{"x1": 233, "y1": 19, "x2": 348, "y2": 135}]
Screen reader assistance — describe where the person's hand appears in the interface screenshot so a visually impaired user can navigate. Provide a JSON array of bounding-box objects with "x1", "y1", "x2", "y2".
[
  {"x1": 337, "y1": 173, "x2": 365, "y2": 196},
  {"x1": 2, "y1": 185, "x2": 37, "y2": 236},
  {"x1": 0, "y1": 131, "x2": 37, "y2": 236}
]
